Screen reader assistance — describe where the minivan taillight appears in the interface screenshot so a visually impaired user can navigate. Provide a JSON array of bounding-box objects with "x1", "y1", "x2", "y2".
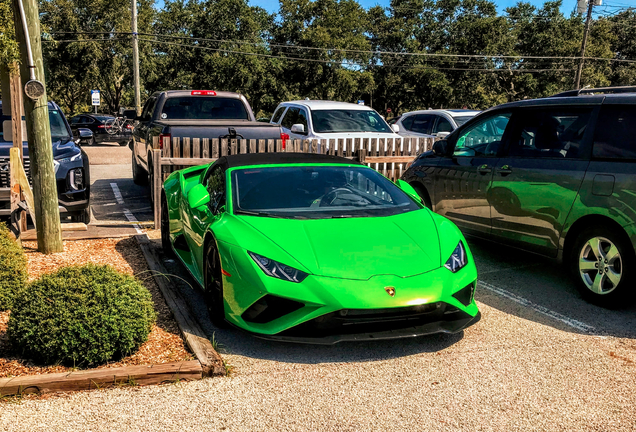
[
  {"x1": 281, "y1": 133, "x2": 289, "y2": 150},
  {"x1": 159, "y1": 133, "x2": 171, "y2": 149}
]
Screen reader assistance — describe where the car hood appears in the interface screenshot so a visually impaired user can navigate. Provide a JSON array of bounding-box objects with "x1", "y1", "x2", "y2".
[
  {"x1": 238, "y1": 209, "x2": 442, "y2": 280},
  {"x1": 0, "y1": 138, "x2": 78, "y2": 159},
  {"x1": 313, "y1": 132, "x2": 399, "y2": 140}
]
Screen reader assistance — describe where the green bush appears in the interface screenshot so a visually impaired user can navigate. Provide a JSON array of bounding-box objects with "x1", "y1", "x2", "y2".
[
  {"x1": 9, "y1": 264, "x2": 156, "y2": 366},
  {"x1": 0, "y1": 222, "x2": 27, "y2": 311}
]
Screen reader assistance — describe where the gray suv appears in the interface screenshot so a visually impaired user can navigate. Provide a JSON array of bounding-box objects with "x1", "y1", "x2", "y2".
[{"x1": 402, "y1": 86, "x2": 636, "y2": 308}]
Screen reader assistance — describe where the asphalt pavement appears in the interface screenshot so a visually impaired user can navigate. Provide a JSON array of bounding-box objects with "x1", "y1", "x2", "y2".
[{"x1": 2, "y1": 145, "x2": 635, "y2": 431}]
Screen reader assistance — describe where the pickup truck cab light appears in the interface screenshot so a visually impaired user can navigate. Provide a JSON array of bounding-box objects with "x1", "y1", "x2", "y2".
[{"x1": 191, "y1": 90, "x2": 217, "y2": 96}]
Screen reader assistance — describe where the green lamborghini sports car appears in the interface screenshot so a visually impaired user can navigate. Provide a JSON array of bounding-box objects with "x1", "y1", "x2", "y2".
[{"x1": 161, "y1": 153, "x2": 480, "y2": 343}]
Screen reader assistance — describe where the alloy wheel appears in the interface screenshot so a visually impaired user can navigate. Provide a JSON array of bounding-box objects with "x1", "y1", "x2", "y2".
[{"x1": 578, "y1": 236, "x2": 622, "y2": 295}]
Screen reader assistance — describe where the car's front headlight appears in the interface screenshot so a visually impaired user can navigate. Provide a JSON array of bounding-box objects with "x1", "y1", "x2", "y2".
[
  {"x1": 53, "y1": 151, "x2": 82, "y2": 173},
  {"x1": 248, "y1": 252, "x2": 309, "y2": 283},
  {"x1": 444, "y1": 241, "x2": 468, "y2": 273}
]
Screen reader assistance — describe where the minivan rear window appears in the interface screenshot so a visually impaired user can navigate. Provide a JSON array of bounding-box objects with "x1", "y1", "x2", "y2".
[{"x1": 593, "y1": 106, "x2": 636, "y2": 159}]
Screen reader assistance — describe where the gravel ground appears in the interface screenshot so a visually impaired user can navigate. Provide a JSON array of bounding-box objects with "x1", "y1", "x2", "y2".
[{"x1": 1, "y1": 300, "x2": 635, "y2": 431}]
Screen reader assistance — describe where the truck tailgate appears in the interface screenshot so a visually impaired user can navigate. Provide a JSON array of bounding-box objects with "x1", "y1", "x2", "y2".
[{"x1": 158, "y1": 120, "x2": 281, "y2": 141}]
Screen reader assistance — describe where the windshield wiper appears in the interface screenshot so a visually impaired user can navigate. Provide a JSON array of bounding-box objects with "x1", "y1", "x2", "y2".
[
  {"x1": 330, "y1": 214, "x2": 356, "y2": 218},
  {"x1": 235, "y1": 210, "x2": 284, "y2": 218}
]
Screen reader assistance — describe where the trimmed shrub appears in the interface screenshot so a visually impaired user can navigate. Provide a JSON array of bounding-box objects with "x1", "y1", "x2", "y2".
[
  {"x1": 8, "y1": 264, "x2": 156, "y2": 366},
  {"x1": 0, "y1": 222, "x2": 27, "y2": 310}
]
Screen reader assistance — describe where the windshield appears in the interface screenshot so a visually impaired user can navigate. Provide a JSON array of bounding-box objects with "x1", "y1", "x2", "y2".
[
  {"x1": 311, "y1": 110, "x2": 392, "y2": 133},
  {"x1": 231, "y1": 165, "x2": 419, "y2": 219},
  {"x1": 161, "y1": 97, "x2": 249, "y2": 120},
  {"x1": 49, "y1": 109, "x2": 71, "y2": 140},
  {"x1": 454, "y1": 115, "x2": 476, "y2": 126},
  {"x1": 0, "y1": 109, "x2": 70, "y2": 142}
]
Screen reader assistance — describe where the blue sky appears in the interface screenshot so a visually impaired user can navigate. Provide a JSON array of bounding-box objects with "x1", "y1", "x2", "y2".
[{"x1": 247, "y1": 0, "x2": 581, "y2": 15}]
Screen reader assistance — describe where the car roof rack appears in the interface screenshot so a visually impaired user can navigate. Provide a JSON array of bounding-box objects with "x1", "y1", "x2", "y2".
[{"x1": 550, "y1": 86, "x2": 636, "y2": 98}]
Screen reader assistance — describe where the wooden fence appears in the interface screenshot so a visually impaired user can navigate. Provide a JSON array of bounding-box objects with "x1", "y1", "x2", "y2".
[{"x1": 151, "y1": 136, "x2": 436, "y2": 227}]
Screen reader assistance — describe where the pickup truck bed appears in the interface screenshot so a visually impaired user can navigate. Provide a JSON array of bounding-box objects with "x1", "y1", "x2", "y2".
[{"x1": 131, "y1": 90, "x2": 282, "y2": 186}]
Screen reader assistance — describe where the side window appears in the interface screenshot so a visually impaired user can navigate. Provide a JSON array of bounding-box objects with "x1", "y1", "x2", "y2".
[
  {"x1": 593, "y1": 106, "x2": 636, "y2": 159},
  {"x1": 281, "y1": 107, "x2": 300, "y2": 130},
  {"x1": 454, "y1": 113, "x2": 511, "y2": 157},
  {"x1": 434, "y1": 117, "x2": 453, "y2": 134},
  {"x1": 508, "y1": 109, "x2": 592, "y2": 159},
  {"x1": 410, "y1": 115, "x2": 434, "y2": 134},
  {"x1": 401, "y1": 115, "x2": 414, "y2": 130},
  {"x1": 295, "y1": 108, "x2": 309, "y2": 134},
  {"x1": 206, "y1": 166, "x2": 226, "y2": 212},
  {"x1": 271, "y1": 106, "x2": 286, "y2": 124},
  {"x1": 140, "y1": 98, "x2": 156, "y2": 121},
  {"x1": 69, "y1": 116, "x2": 80, "y2": 124}
]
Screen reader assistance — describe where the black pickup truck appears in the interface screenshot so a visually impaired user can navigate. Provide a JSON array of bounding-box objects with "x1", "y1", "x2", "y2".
[{"x1": 131, "y1": 90, "x2": 283, "y2": 185}]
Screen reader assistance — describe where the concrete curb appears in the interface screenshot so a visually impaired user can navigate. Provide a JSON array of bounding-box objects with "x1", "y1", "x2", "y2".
[
  {"x1": 136, "y1": 233, "x2": 225, "y2": 377},
  {"x1": 0, "y1": 361, "x2": 202, "y2": 396}
]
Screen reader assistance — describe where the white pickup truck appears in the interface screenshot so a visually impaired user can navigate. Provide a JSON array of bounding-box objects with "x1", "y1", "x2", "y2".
[{"x1": 269, "y1": 101, "x2": 400, "y2": 149}]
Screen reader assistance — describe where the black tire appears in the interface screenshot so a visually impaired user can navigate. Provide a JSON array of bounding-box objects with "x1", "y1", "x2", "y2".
[
  {"x1": 204, "y1": 239, "x2": 227, "y2": 328},
  {"x1": 71, "y1": 206, "x2": 91, "y2": 224},
  {"x1": 411, "y1": 183, "x2": 432, "y2": 209},
  {"x1": 119, "y1": 140, "x2": 129, "y2": 147},
  {"x1": 161, "y1": 197, "x2": 174, "y2": 258},
  {"x1": 87, "y1": 136, "x2": 95, "y2": 146},
  {"x1": 569, "y1": 226, "x2": 636, "y2": 308},
  {"x1": 132, "y1": 152, "x2": 148, "y2": 185}
]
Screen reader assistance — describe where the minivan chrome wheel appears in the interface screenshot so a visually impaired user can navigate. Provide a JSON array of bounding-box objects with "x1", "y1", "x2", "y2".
[{"x1": 578, "y1": 236, "x2": 622, "y2": 295}]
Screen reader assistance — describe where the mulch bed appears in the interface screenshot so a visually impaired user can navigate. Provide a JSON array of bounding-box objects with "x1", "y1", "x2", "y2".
[{"x1": 0, "y1": 237, "x2": 193, "y2": 379}]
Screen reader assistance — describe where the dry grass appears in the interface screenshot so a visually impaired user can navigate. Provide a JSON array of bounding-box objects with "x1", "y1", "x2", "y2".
[{"x1": 0, "y1": 237, "x2": 193, "y2": 378}]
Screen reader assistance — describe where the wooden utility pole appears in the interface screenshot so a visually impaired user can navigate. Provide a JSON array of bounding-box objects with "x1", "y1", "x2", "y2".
[
  {"x1": 132, "y1": 0, "x2": 141, "y2": 116},
  {"x1": 574, "y1": 0, "x2": 595, "y2": 90},
  {"x1": 11, "y1": 0, "x2": 63, "y2": 253}
]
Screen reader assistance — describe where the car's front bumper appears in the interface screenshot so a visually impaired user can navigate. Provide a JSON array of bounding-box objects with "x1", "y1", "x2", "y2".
[
  {"x1": 252, "y1": 309, "x2": 481, "y2": 345},
  {"x1": 219, "y1": 241, "x2": 480, "y2": 341}
]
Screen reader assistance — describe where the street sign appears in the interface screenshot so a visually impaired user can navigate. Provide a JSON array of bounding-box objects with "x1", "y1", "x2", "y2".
[{"x1": 91, "y1": 90, "x2": 100, "y2": 106}]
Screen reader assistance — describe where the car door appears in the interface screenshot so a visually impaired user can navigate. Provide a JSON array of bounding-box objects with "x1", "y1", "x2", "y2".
[
  {"x1": 433, "y1": 111, "x2": 512, "y2": 236},
  {"x1": 134, "y1": 97, "x2": 156, "y2": 166},
  {"x1": 490, "y1": 107, "x2": 595, "y2": 256},
  {"x1": 432, "y1": 115, "x2": 453, "y2": 137},
  {"x1": 183, "y1": 164, "x2": 226, "y2": 280},
  {"x1": 280, "y1": 106, "x2": 309, "y2": 140},
  {"x1": 409, "y1": 114, "x2": 435, "y2": 137}
]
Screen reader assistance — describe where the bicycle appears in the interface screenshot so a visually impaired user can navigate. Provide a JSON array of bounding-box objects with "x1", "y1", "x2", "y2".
[{"x1": 104, "y1": 116, "x2": 135, "y2": 135}]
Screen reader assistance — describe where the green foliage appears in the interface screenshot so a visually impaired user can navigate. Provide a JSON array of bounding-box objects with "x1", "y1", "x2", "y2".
[
  {"x1": 8, "y1": 264, "x2": 156, "y2": 366},
  {"x1": 0, "y1": 0, "x2": 19, "y2": 67},
  {"x1": 0, "y1": 223, "x2": 27, "y2": 311},
  {"x1": 31, "y1": 0, "x2": 636, "y2": 116}
]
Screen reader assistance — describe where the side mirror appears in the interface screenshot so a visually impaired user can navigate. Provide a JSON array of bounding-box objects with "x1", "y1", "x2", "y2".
[
  {"x1": 391, "y1": 124, "x2": 400, "y2": 133},
  {"x1": 291, "y1": 123, "x2": 305, "y2": 134},
  {"x1": 432, "y1": 139, "x2": 448, "y2": 156},
  {"x1": 187, "y1": 184, "x2": 210, "y2": 210},
  {"x1": 121, "y1": 109, "x2": 137, "y2": 120},
  {"x1": 395, "y1": 180, "x2": 422, "y2": 204},
  {"x1": 78, "y1": 128, "x2": 93, "y2": 144}
]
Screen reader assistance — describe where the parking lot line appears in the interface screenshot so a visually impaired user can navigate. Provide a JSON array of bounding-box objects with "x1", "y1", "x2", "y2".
[
  {"x1": 477, "y1": 280, "x2": 596, "y2": 333},
  {"x1": 110, "y1": 182, "x2": 143, "y2": 234}
]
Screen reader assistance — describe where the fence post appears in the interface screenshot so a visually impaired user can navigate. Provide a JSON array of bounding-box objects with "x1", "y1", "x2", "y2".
[{"x1": 153, "y1": 148, "x2": 162, "y2": 230}]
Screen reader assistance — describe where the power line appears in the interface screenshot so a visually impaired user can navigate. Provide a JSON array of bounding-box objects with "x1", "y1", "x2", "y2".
[
  {"x1": 139, "y1": 37, "x2": 576, "y2": 72},
  {"x1": 47, "y1": 31, "x2": 636, "y2": 64}
]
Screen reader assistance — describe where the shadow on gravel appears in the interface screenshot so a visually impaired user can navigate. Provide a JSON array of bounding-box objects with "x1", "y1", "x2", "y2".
[
  {"x1": 147, "y1": 239, "x2": 466, "y2": 364},
  {"x1": 466, "y1": 236, "x2": 636, "y2": 340}
]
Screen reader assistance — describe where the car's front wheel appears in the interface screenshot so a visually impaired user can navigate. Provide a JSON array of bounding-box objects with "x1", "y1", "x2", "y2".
[
  {"x1": 570, "y1": 226, "x2": 635, "y2": 308},
  {"x1": 71, "y1": 206, "x2": 91, "y2": 224},
  {"x1": 132, "y1": 152, "x2": 148, "y2": 185},
  {"x1": 204, "y1": 239, "x2": 227, "y2": 328}
]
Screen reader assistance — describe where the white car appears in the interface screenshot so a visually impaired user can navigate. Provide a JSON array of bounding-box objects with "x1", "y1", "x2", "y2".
[
  {"x1": 269, "y1": 101, "x2": 399, "y2": 148},
  {"x1": 394, "y1": 109, "x2": 480, "y2": 139}
]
